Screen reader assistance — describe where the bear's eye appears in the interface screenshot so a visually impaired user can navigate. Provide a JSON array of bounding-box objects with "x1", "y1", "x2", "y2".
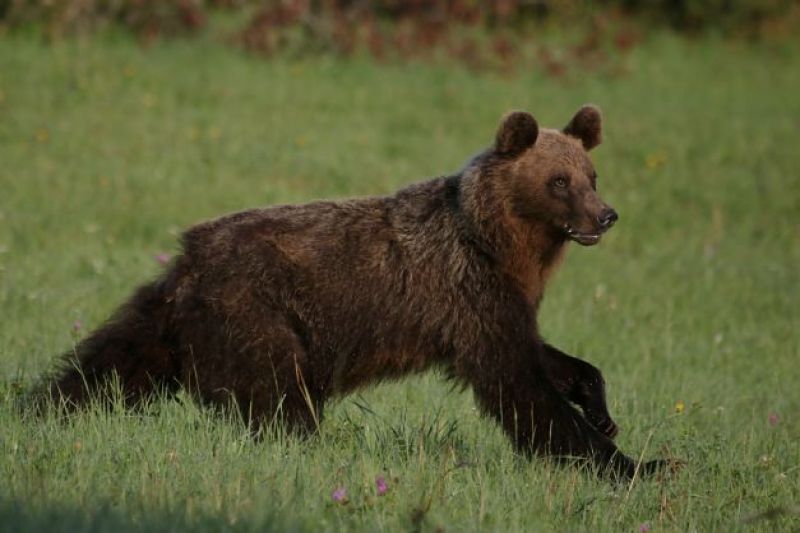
[{"x1": 553, "y1": 176, "x2": 569, "y2": 189}]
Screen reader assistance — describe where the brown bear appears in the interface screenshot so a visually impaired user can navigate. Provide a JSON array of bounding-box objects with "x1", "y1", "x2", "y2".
[{"x1": 36, "y1": 105, "x2": 666, "y2": 479}]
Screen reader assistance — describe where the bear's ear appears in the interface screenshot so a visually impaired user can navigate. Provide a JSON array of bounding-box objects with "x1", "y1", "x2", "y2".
[
  {"x1": 563, "y1": 104, "x2": 602, "y2": 151},
  {"x1": 495, "y1": 111, "x2": 539, "y2": 157}
]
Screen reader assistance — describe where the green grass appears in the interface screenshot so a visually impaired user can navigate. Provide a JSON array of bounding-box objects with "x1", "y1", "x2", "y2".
[{"x1": 1, "y1": 31, "x2": 799, "y2": 532}]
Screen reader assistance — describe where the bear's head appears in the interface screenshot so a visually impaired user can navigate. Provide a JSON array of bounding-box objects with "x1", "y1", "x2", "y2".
[{"x1": 490, "y1": 105, "x2": 617, "y2": 246}]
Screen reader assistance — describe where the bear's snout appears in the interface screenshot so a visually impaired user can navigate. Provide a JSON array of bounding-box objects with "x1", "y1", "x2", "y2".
[{"x1": 597, "y1": 208, "x2": 618, "y2": 229}]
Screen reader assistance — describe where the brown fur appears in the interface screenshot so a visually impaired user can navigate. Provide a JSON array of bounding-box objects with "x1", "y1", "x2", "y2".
[{"x1": 35, "y1": 106, "x2": 665, "y2": 479}]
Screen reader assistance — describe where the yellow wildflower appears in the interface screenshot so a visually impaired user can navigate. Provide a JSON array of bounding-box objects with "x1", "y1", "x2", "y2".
[{"x1": 645, "y1": 151, "x2": 667, "y2": 170}]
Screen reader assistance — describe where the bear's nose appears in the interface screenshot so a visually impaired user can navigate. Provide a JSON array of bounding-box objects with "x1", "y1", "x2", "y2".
[{"x1": 598, "y1": 208, "x2": 618, "y2": 228}]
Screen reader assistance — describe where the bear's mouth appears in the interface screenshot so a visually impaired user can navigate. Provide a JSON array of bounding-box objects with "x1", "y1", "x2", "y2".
[{"x1": 562, "y1": 224, "x2": 602, "y2": 246}]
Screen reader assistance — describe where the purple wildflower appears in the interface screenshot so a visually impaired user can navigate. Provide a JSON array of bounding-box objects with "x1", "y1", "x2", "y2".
[
  {"x1": 639, "y1": 523, "x2": 651, "y2": 533},
  {"x1": 72, "y1": 320, "x2": 82, "y2": 332},
  {"x1": 155, "y1": 253, "x2": 170, "y2": 265},
  {"x1": 768, "y1": 413, "x2": 779, "y2": 427},
  {"x1": 332, "y1": 487, "x2": 347, "y2": 503},
  {"x1": 376, "y1": 475, "x2": 388, "y2": 496}
]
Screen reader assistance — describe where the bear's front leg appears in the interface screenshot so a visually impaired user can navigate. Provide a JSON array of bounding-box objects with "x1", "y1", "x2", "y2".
[
  {"x1": 540, "y1": 343, "x2": 619, "y2": 439},
  {"x1": 462, "y1": 342, "x2": 661, "y2": 479}
]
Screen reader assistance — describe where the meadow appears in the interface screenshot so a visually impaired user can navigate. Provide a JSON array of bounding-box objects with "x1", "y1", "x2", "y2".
[{"x1": 0, "y1": 30, "x2": 798, "y2": 531}]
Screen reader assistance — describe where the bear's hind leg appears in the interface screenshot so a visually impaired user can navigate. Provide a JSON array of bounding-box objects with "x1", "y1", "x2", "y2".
[{"x1": 180, "y1": 311, "x2": 325, "y2": 437}]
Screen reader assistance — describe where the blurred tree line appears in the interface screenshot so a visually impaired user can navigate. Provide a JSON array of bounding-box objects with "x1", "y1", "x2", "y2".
[{"x1": 1, "y1": 1, "x2": 796, "y2": 72}]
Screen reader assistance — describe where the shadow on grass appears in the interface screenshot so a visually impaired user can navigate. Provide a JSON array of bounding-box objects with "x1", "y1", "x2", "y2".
[{"x1": 0, "y1": 500, "x2": 308, "y2": 533}]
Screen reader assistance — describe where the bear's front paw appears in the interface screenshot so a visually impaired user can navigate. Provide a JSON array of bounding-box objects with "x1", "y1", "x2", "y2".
[
  {"x1": 585, "y1": 412, "x2": 619, "y2": 440},
  {"x1": 617, "y1": 457, "x2": 683, "y2": 480},
  {"x1": 642, "y1": 457, "x2": 685, "y2": 477},
  {"x1": 605, "y1": 454, "x2": 681, "y2": 481}
]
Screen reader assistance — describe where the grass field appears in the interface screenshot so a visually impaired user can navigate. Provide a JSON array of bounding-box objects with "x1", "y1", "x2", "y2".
[{"x1": 0, "y1": 31, "x2": 799, "y2": 532}]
